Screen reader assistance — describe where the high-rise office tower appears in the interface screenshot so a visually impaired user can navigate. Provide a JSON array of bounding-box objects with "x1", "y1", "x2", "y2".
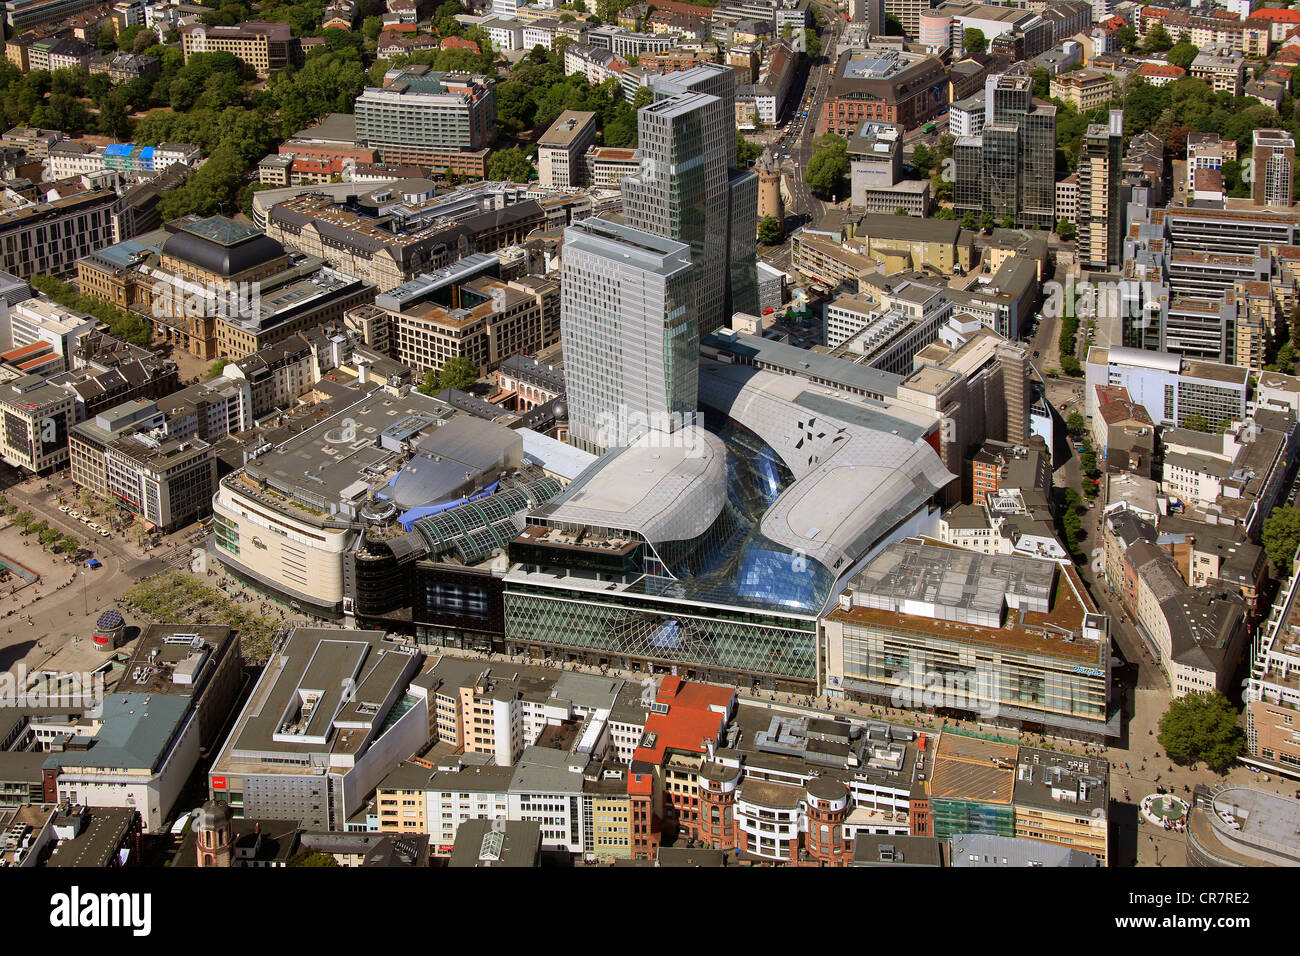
[
  {"x1": 1252, "y1": 128, "x2": 1294, "y2": 208},
  {"x1": 623, "y1": 63, "x2": 757, "y2": 337},
  {"x1": 560, "y1": 218, "x2": 699, "y2": 455},
  {"x1": 1077, "y1": 110, "x2": 1124, "y2": 269},
  {"x1": 953, "y1": 68, "x2": 1056, "y2": 228},
  {"x1": 851, "y1": 0, "x2": 888, "y2": 33}
]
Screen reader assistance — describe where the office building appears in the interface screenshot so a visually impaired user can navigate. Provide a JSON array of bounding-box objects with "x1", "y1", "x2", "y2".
[
  {"x1": 1252, "y1": 129, "x2": 1294, "y2": 209},
  {"x1": 374, "y1": 257, "x2": 560, "y2": 376},
  {"x1": 263, "y1": 187, "x2": 551, "y2": 291},
  {"x1": 179, "y1": 21, "x2": 302, "y2": 78},
  {"x1": 623, "y1": 63, "x2": 757, "y2": 336},
  {"x1": 354, "y1": 66, "x2": 496, "y2": 169},
  {"x1": 1048, "y1": 68, "x2": 1112, "y2": 111},
  {"x1": 0, "y1": 298, "x2": 95, "y2": 361},
  {"x1": 559, "y1": 217, "x2": 698, "y2": 454},
  {"x1": 537, "y1": 111, "x2": 598, "y2": 189},
  {"x1": 824, "y1": 281, "x2": 953, "y2": 373},
  {"x1": 40, "y1": 693, "x2": 200, "y2": 834},
  {"x1": 1084, "y1": 346, "x2": 1248, "y2": 430},
  {"x1": 954, "y1": 68, "x2": 1056, "y2": 229},
  {"x1": 846, "y1": 122, "x2": 929, "y2": 216},
  {"x1": 0, "y1": 189, "x2": 117, "y2": 280},
  {"x1": 1077, "y1": 110, "x2": 1124, "y2": 269},
  {"x1": 823, "y1": 48, "x2": 948, "y2": 135}
]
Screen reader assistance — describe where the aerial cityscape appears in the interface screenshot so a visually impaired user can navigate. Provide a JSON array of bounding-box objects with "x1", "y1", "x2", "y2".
[{"x1": 0, "y1": 0, "x2": 1291, "y2": 900}]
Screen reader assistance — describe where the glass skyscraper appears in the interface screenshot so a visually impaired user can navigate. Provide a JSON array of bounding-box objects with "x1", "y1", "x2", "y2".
[
  {"x1": 952, "y1": 68, "x2": 1057, "y2": 229},
  {"x1": 559, "y1": 217, "x2": 699, "y2": 454},
  {"x1": 623, "y1": 63, "x2": 757, "y2": 337}
]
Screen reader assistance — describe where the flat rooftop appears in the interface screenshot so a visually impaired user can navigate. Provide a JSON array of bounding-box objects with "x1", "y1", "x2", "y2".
[{"x1": 218, "y1": 627, "x2": 419, "y2": 768}]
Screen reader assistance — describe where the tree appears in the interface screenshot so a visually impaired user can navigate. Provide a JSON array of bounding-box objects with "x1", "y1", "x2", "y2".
[
  {"x1": 1144, "y1": 22, "x2": 1173, "y2": 53},
  {"x1": 289, "y1": 850, "x2": 339, "y2": 867},
  {"x1": 1030, "y1": 66, "x2": 1051, "y2": 100},
  {"x1": 884, "y1": 14, "x2": 904, "y2": 36},
  {"x1": 960, "y1": 211, "x2": 976, "y2": 230},
  {"x1": 1067, "y1": 412, "x2": 1086, "y2": 435},
  {"x1": 487, "y1": 146, "x2": 535, "y2": 182},
  {"x1": 911, "y1": 143, "x2": 934, "y2": 171},
  {"x1": 1001, "y1": 214, "x2": 1015, "y2": 229},
  {"x1": 1060, "y1": 355, "x2": 1082, "y2": 376},
  {"x1": 1055, "y1": 218, "x2": 1076, "y2": 240},
  {"x1": 439, "y1": 357, "x2": 480, "y2": 391},
  {"x1": 1167, "y1": 41, "x2": 1199, "y2": 72},
  {"x1": 206, "y1": 357, "x2": 231, "y2": 380},
  {"x1": 962, "y1": 28, "x2": 987, "y2": 56},
  {"x1": 1158, "y1": 691, "x2": 1244, "y2": 773},
  {"x1": 1263, "y1": 506, "x2": 1300, "y2": 570},
  {"x1": 96, "y1": 22, "x2": 117, "y2": 54},
  {"x1": 979, "y1": 212, "x2": 995, "y2": 233},
  {"x1": 801, "y1": 28, "x2": 820, "y2": 59},
  {"x1": 757, "y1": 215, "x2": 782, "y2": 244},
  {"x1": 805, "y1": 135, "x2": 849, "y2": 198},
  {"x1": 1182, "y1": 413, "x2": 1211, "y2": 433},
  {"x1": 736, "y1": 131, "x2": 761, "y2": 167}
]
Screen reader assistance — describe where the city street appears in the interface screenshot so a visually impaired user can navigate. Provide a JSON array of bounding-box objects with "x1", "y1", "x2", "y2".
[{"x1": 776, "y1": 11, "x2": 843, "y2": 226}]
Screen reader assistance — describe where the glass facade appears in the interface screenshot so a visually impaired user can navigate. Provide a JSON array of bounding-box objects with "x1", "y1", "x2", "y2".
[
  {"x1": 931, "y1": 799, "x2": 1015, "y2": 839},
  {"x1": 952, "y1": 70, "x2": 1057, "y2": 228},
  {"x1": 835, "y1": 616, "x2": 1109, "y2": 727},
  {"x1": 560, "y1": 219, "x2": 698, "y2": 454},
  {"x1": 503, "y1": 582, "x2": 818, "y2": 688},
  {"x1": 500, "y1": 422, "x2": 833, "y2": 689}
]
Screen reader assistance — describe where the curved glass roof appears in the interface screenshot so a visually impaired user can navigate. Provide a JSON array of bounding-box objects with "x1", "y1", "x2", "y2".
[{"x1": 411, "y1": 476, "x2": 562, "y2": 564}]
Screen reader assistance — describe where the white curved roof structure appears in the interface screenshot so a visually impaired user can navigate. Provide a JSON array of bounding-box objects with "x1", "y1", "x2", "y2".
[
  {"x1": 544, "y1": 425, "x2": 728, "y2": 545},
  {"x1": 699, "y1": 364, "x2": 954, "y2": 574}
]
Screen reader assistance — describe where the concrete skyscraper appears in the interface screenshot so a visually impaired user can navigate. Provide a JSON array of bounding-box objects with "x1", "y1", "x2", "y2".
[
  {"x1": 559, "y1": 217, "x2": 699, "y2": 454},
  {"x1": 1077, "y1": 110, "x2": 1124, "y2": 269},
  {"x1": 623, "y1": 63, "x2": 758, "y2": 337}
]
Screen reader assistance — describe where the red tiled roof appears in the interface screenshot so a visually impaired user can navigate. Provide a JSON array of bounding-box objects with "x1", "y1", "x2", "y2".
[
  {"x1": 1252, "y1": 7, "x2": 1300, "y2": 22},
  {"x1": 1137, "y1": 63, "x2": 1185, "y2": 77},
  {"x1": 630, "y1": 678, "x2": 734, "y2": 766},
  {"x1": 441, "y1": 36, "x2": 480, "y2": 53},
  {"x1": 1, "y1": 341, "x2": 54, "y2": 362}
]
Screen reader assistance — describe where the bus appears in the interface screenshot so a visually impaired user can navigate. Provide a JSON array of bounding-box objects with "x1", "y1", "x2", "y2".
[{"x1": 921, "y1": 123, "x2": 937, "y2": 134}]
